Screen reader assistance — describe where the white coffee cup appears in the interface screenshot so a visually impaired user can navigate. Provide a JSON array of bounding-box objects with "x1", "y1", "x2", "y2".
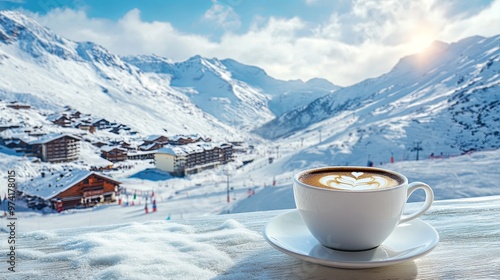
[{"x1": 293, "y1": 166, "x2": 434, "y2": 251}]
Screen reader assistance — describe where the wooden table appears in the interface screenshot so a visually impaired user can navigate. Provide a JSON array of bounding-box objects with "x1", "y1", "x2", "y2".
[{"x1": 6, "y1": 195, "x2": 500, "y2": 279}]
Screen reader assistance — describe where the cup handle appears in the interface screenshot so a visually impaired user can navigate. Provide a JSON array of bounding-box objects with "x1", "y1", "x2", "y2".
[{"x1": 399, "y1": 182, "x2": 434, "y2": 224}]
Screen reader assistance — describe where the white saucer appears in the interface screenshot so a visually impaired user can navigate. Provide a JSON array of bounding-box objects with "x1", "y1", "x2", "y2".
[{"x1": 263, "y1": 210, "x2": 439, "y2": 269}]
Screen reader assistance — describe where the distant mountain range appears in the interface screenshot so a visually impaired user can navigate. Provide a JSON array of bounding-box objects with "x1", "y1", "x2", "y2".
[
  {"x1": 254, "y1": 35, "x2": 500, "y2": 162},
  {"x1": 122, "y1": 54, "x2": 339, "y2": 129},
  {"x1": 1, "y1": 10, "x2": 499, "y2": 167}
]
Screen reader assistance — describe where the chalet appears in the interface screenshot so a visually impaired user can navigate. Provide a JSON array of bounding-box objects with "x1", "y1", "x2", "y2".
[
  {"x1": 168, "y1": 134, "x2": 203, "y2": 145},
  {"x1": 155, "y1": 142, "x2": 233, "y2": 176},
  {"x1": 47, "y1": 114, "x2": 72, "y2": 127},
  {"x1": 120, "y1": 141, "x2": 134, "y2": 150},
  {"x1": 75, "y1": 121, "x2": 96, "y2": 133},
  {"x1": 109, "y1": 140, "x2": 134, "y2": 151},
  {"x1": 109, "y1": 124, "x2": 131, "y2": 135},
  {"x1": 19, "y1": 169, "x2": 121, "y2": 211},
  {"x1": 143, "y1": 135, "x2": 169, "y2": 145},
  {"x1": 92, "y1": 141, "x2": 108, "y2": 148},
  {"x1": 92, "y1": 118, "x2": 111, "y2": 130},
  {"x1": 6, "y1": 102, "x2": 31, "y2": 109},
  {"x1": 63, "y1": 107, "x2": 82, "y2": 119},
  {"x1": 30, "y1": 134, "x2": 80, "y2": 163},
  {"x1": 101, "y1": 146, "x2": 128, "y2": 162}
]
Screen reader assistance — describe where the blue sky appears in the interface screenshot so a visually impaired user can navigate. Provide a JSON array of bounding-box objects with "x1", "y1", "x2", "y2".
[{"x1": 1, "y1": 0, "x2": 499, "y2": 86}]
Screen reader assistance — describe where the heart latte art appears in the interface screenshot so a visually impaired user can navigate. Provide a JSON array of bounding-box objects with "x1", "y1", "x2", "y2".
[
  {"x1": 319, "y1": 172, "x2": 390, "y2": 190},
  {"x1": 300, "y1": 170, "x2": 401, "y2": 191}
]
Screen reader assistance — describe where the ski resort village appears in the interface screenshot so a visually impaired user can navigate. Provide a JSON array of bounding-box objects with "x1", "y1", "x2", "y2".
[{"x1": 1, "y1": 100, "x2": 244, "y2": 213}]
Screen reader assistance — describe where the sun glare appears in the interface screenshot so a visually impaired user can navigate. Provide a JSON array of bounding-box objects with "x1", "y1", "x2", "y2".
[{"x1": 408, "y1": 30, "x2": 436, "y2": 54}]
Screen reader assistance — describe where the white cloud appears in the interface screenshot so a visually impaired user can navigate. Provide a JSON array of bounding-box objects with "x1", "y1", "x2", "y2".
[
  {"x1": 31, "y1": 8, "x2": 217, "y2": 61},
  {"x1": 203, "y1": 0, "x2": 241, "y2": 30},
  {"x1": 29, "y1": 1, "x2": 500, "y2": 86},
  {"x1": 438, "y1": 0, "x2": 500, "y2": 41}
]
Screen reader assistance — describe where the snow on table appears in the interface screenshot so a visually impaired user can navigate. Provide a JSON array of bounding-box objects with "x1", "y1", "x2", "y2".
[{"x1": 1, "y1": 195, "x2": 500, "y2": 279}]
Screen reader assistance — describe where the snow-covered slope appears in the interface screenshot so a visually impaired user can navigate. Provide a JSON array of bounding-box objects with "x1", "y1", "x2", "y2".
[
  {"x1": 0, "y1": 11, "x2": 243, "y2": 140},
  {"x1": 123, "y1": 55, "x2": 339, "y2": 129},
  {"x1": 254, "y1": 35, "x2": 500, "y2": 165}
]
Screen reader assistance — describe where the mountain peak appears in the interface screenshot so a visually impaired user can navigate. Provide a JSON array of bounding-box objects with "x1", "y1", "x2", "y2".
[
  {"x1": 0, "y1": 10, "x2": 34, "y2": 26},
  {"x1": 0, "y1": 10, "x2": 78, "y2": 60},
  {"x1": 1, "y1": 10, "x2": 53, "y2": 42},
  {"x1": 390, "y1": 40, "x2": 451, "y2": 74},
  {"x1": 188, "y1": 54, "x2": 203, "y2": 61}
]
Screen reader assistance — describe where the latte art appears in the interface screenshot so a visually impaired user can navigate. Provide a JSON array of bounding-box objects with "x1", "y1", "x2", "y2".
[
  {"x1": 319, "y1": 172, "x2": 389, "y2": 190},
  {"x1": 299, "y1": 169, "x2": 401, "y2": 191}
]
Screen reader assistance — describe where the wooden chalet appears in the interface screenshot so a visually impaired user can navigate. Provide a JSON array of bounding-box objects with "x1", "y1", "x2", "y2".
[
  {"x1": 19, "y1": 169, "x2": 121, "y2": 211},
  {"x1": 92, "y1": 118, "x2": 111, "y2": 130},
  {"x1": 30, "y1": 134, "x2": 80, "y2": 163},
  {"x1": 168, "y1": 134, "x2": 203, "y2": 145},
  {"x1": 108, "y1": 140, "x2": 134, "y2": 151},
  {"x1": 101, "y1": 146, "x2": 128, "y2": 162},
  {"x1": 143, "y1": 135, "x2": 169, "y2": 145},
  {"x1": 6, "y1": 102, "x2": 31, "y2": 109},
  {"x1": 120, "y1": 141, "x2": 134, "y2": 150},
  {"x1": 63, "y1": 107, "x2": 82, "y2": 119},
  {"x1": 48, "y1": 114, "x2": 72, "y2": 127},
  {"x1": 92, "y1": 141, "x2": 108, "y2": 148},
  {"x1": 75, "y1": 121, "x2": 96, "y2": 133}
]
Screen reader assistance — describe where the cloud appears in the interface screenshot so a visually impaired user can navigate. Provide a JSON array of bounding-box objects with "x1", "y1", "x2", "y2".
[
  {"x1": 203, "y1": 0, "x2": 241, "y2": 30},
  {"x1": 31, "y1": 8, "x2": 217, "y2": 61},
  {"x1": 29, "y1": 0, "x2": 500, "y2": 86}
]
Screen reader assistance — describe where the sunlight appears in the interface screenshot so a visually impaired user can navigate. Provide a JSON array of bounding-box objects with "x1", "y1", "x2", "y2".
[
  {"x1": 407, "y1": 27, "x2": 436, "y2": 54},
  {"x1": 402, "y1": 23, "x2": 446, "y2": 68}
]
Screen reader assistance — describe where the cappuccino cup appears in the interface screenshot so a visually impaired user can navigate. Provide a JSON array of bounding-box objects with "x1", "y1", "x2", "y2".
[{"x1": 293, "y1": 166, "x2": 434, "y2": 251}]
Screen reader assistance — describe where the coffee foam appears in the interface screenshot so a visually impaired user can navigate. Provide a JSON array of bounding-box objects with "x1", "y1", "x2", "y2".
[{"x1": 299, "y1": 170, "x2": 402, "y2": 191}]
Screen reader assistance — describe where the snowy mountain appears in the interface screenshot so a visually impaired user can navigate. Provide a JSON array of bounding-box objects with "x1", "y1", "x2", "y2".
[
  {"x1": 0, "y1": 10, "x2": 244, "y2": 141},
  {"x1": 254, "y1": 35, "x2": 500, "y2": 165},
  {"x1": 123, "y1": 55, "x2": 339, "y2": 128}
]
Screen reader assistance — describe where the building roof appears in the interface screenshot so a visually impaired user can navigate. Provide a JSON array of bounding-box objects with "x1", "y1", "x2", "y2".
[
  {"x1": 155, "y1": 142, "x2": 230, "y2": 157},
  {"x1": 47, "y1": 113, "x2": 70, "y2": 122},
  {"x1": 0, "y1": 129, "x2": 37, "y2": 142},
  {"x1": 156, "y1": 146, "x2": 181, "y2": 156},
  {"x1": 169, "y1": 134, "x2": 202, "y2": 141},
  {"x1": 19, "y1": 169, "x2": 121, "y2": 200},
  {"x1": 92, "y1": 118, "x2": 110, "y2": 125},
  {"x1": 144, "y1": 134, "x2": 166, "y2": 142},
  {"x1": 29, "y1": 133, "x2": 81, "y2": 145},
  {"x1": 101, "y1": 145, "x2": 127, "y2": 152}
]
